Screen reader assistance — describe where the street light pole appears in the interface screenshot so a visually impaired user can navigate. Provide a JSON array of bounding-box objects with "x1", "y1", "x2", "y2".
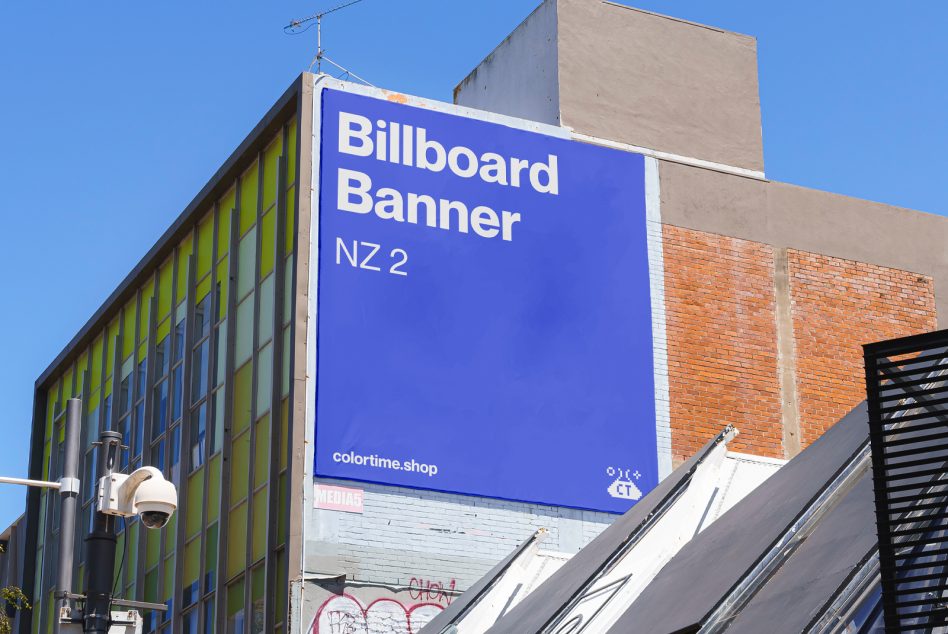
[
  {"x1": 82, "y1": 430, "x2": 122, "y2": 634},
  {"x1": 54, "y1": 398, "x2": 82, "y2": 634},
  {"x1": 2, "y1": 399, "x2": 176, "y2": 632},
  {"x1": 0, "y1": 398, "x2": 83, "y2": 633}
]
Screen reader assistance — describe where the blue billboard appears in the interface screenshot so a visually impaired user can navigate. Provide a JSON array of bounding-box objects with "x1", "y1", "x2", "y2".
[{"x1": 314, "y1": 87, "x2": 656, "y2": 513}]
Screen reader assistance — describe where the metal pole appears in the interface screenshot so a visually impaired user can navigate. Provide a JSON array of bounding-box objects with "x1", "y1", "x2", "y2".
[
  {"x1": 83, "y1": 430, "x2": 122, "y2": 634},
  {"x1": 54, "y1": 398, "x2": 82, "y2": 633},
  {"x1": 316, "y1": 15, "x2": 322, "y2": 73},
  {"x1": 0, "y1": 475, "x2": 61, "y2": 489}
]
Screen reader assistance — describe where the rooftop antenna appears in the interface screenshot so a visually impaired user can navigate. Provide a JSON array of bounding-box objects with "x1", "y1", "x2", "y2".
[{"x1": 284, "y1": 0, "x2": 376, "y2": 86}]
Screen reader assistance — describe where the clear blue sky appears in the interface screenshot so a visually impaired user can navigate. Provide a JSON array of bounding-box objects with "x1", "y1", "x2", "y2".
[{"x1": 0, "y1": 1, "x2": 945, "y2": 528}]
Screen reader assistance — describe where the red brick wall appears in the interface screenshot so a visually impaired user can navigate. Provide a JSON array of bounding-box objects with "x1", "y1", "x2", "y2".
[
  {"x1": 663, "y1": 225, "x2": 782, "y2": 460},
  {"x1": 788, "y1": 251, "x2": 937, "y2": 446},
  {"x1": 662, "y1": 227, "x2": 938, "y2": 463}
]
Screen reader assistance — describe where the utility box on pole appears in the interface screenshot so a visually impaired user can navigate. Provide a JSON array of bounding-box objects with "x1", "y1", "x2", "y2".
[
  {"x1": 104, "y1": 612, "x2": 142, "y2": 634},
  {"x1": 58, "y1": 611, "x2": 141, "y2": 634}
]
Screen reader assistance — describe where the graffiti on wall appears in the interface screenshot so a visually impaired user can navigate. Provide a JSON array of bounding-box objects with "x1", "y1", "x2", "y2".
[
  {"x1": 408, "y1": 577, "x2": 456, "y2": 605},
  {"x1": 312, "y1": 594, "x2": 444, "y2": 634}
]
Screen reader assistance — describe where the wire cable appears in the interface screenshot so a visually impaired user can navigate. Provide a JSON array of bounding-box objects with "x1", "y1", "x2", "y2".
[{"x1": 111, "y1": 516, "x2": 128, "y2": 602}]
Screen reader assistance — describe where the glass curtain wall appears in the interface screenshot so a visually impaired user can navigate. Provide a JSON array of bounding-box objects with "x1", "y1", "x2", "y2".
[{"x1": 30, "y1": 115, "x2": 298, "y2": 634}]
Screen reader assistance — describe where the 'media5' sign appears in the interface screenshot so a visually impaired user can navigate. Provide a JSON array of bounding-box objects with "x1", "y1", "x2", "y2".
[{"x1": 313, "y1": 87, "x2": 656, "y2": 513}]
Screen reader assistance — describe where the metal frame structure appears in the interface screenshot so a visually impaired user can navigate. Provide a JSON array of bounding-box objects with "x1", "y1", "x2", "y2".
[{"x1": 864, "y1": 329, "x2": 948, "y2": 632}]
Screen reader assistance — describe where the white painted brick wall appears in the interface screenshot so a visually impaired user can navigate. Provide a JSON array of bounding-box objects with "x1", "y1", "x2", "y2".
[
  {"x1": 307, "y1": 478, "x2": 614, "y2": 589},
  {"x1": 646, "y1": 157, "x2": 672, "y2": 479}
]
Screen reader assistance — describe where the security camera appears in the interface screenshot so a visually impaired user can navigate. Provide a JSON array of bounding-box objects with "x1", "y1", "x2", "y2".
[
  {"x1": 140, "y1": 509, "x2": 172, "y2": 530},
  {"x1": 98, "y1": 466, "x2": 177, "y2": 529},
  {"x1": 134, "y1": 474, "x2": 178, "y2": 529}
]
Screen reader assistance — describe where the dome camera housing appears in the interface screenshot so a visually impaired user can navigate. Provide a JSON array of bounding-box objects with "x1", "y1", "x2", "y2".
[
  {"x1": 98, "y1": 466, "x2": 178, "y2": 529},
  {"x1": 133, "y1": 476, "x2": 178, "y2": 530},
  {"x1": 139, "y1": 508, "x2": 172, "y2": 529}
]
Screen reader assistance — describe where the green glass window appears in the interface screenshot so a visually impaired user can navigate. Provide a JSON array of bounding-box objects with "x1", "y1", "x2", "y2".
[
  {"x1": 262, "y1": 137, "x2": 282, "y2": 212},
  {"x1": 91, "y1": 336, "x2": 104, "y2": 391},
  {"x1": 239, "y1": 162, "x2": 258, "y2": 236},
  {"x1": 195, "y1": 275, "x2": 211, "y2": 305},
  {"x1": 255, "y1": 344, "x2": 272, "y2": 418},
  {"x1": 233, "y1": 362, "x2": 252, "y2": 435},
  {"x1": 183, "y1": 538, "x2": 199, "y2": 589},
  {"x1": 205, "y1": 522, "x2": 218, "y2": 593},
  {"x1": 140, "y1": 280, "x2": 155, "y2": 342},
  {"x1": 251, "y1": 488, "x2": 267, "y2": 563},
  {"x1": 237, "y1": 228, "x2": 256, "y2": 300},
  {"x1": 146, "y1": 523, "x2": 161, "y2": 569},
  {"x1": 215, "y1": 322, "x2": 227, "y2": 388},
  {"x1": 257, "y1": 275, "x2": 274, "y2": 343},
  {"x1": 218, "y1": 187, "x2": 235, "y2": 255},
  {"x1": 282, "y1": 326, "x2": 291, "y2": 399},
  {"x1": 164, "y1": 556, "x2": 175, "y2": 603},
  {"x1": 274, "y1": 549, "x2": 287, "y2": 624},
  {"x1": 284, "y1": 186, "x2": 296, "y2": 256},
  {"x1": 226, "y1": 577, "x2": 245, "y2": 634},
  {"x1": 158, "y1": 258, "x2": 173, "y2": 319},
  {"x1": 127, "y1": 522, "x2": 139, "y2": 586},
  {"x1": 105, "y1": 320, "x2": 119, "y2": 378},
  {"x1": 123, "y1": 300, "x2": 136, "y2": 360},
  {"x1": 197, "y1": 212, "x2": 214, "y2": 279},
  {"x1": 282, "y1": 260, "x2": 292, "y2": 326},
  {"x1": 251, "y1": 565, "x2": 265, "y2": 634},
  {"x1": 286, "y1": 118, "x2": 297, "y2": 179},
  {"x1": 207, "y1": 455, "x2": 221, "y2": 523},
  {"x1": 226, "y1": 504, "x2": 247, "y2": 578},
  {"x1": 235, "y1": 297, "x2": 253, "y2": 368},
  {"x1": 176, "y1": 235, "x2": 193, "y2": 301},
  {"x1": 145, "y1": 569, "x2": 158, "y2": 604},
  {"x1": 216, "y1": 259, "x2": 229, "y2": 322},
  {"x1": 211, "y1": 388, "x2": 225, "y2": 455},
  {"x1": 186, "y1": 470, "x2": 204, "y2": 537},
  {"x1": 276, "y1": 473, "x2": 287, "y2": 542},
  {"x1": 114, "y1": 529, "x2": 125, "y2": 572},
  {"x1": 253, "y1": 415, "x2": 269, "y2": 489},
  {"x1": 230, "y1": 431, "x2": 250, "y2": 503},
  {"x1": 259, "y1": 209, "x2": 275, "y2": 280}
]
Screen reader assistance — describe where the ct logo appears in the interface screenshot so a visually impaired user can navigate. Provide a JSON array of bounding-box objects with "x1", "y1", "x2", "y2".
[{"x1": 606, "y1": 466, "x2": 643, "y2": 501}]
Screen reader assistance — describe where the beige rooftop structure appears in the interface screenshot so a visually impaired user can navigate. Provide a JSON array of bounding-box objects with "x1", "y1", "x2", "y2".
[{"x1": 455, "y1": 0, "x2": 765, "y2": 173}]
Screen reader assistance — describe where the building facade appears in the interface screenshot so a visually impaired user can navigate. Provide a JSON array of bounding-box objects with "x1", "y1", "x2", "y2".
[
  {"x1": 20, "y1": 2, "x2": 948, "y2": 634},
  {"x1": 24, "y1": 84, "x2": 302, "y2": 633},
  {"x1": 1, "y1": 515, "x2": 27, "y2": 633}
]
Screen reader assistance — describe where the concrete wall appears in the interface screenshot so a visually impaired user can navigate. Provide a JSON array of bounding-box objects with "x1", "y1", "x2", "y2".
[
  {"x1": 556, "y1": 0, "x2": 764, "y2": 172},
  {"x1": 452, "y1": 0, "x2": 560, "y2": 125},
  {"x1": 455, "y1": 0, "x2": 765, "y2": 172}
]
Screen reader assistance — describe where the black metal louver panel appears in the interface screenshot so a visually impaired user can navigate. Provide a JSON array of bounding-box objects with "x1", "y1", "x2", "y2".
[{"x1": 865, "y1": 330, "x2": 948, "y2": 633}]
